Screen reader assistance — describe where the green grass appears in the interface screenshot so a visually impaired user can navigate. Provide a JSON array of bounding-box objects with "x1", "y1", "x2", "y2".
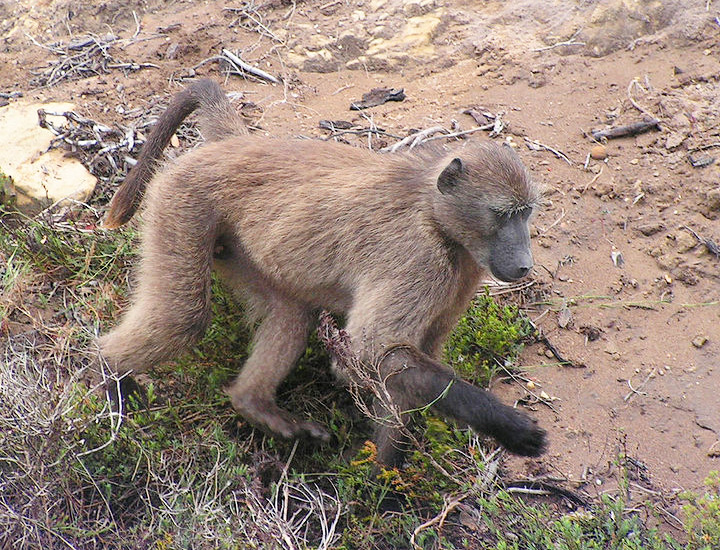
[
  {"x1": 1, "y1": 208, "x2": 718, "y2": 549},
  {"x1": 444, "y1": 288, "x2": 534, "y2": 385}
]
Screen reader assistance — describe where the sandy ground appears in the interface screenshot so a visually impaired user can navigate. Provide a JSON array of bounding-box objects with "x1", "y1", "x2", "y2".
[{"x1": 2, "y1": 0, "x2": 719, "y2": 504}]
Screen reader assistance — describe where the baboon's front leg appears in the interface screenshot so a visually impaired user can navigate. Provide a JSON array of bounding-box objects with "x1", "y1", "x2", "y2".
[
  {"x1": 224, "y1": 301, "x2": 329, "y2": 441},
  {"x1": 373, "y1": 346, "x2": 547, "y2": 465}
]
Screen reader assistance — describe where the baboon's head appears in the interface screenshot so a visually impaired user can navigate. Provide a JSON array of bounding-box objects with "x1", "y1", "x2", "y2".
[{"x1": 431, "y1": 143, "x2": 542, "y2": 282}]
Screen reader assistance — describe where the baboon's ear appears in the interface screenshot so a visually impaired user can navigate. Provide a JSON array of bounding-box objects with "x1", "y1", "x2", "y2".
[{"x1": 437, "y1": 158, "x2": 464, "y2": 195}]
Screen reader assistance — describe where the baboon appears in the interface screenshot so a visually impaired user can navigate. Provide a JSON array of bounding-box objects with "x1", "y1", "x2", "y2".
[{"x1": 100, "y1": 79, "x2": 546, "y2": 465}]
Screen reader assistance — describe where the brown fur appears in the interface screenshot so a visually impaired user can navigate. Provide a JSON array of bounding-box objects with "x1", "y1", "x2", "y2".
[{"x1": 99, "y1": 79, "x2": 546, "y2": 465}]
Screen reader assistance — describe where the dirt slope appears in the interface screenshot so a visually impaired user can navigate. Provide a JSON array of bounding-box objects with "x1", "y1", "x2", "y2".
[{"x1": 1, "y1": 0, "x2": 718, "y2": 500}]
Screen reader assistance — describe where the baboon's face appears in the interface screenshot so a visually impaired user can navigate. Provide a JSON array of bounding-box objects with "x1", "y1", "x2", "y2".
[
  {"x1": 434, "y1": 147, "x2": 538, "y2": 282},
  {"x1": 486, "y1": 208, "x2": 534, "y2": 281}
]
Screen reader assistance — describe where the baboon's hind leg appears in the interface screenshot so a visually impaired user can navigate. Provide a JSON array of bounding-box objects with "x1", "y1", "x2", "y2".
[
  {"x1": 224, "y1": 300, "x2": 329, "y2": 441},
  {"x1": 97, "y1": 190, "x2": 216, "y2": 391}
]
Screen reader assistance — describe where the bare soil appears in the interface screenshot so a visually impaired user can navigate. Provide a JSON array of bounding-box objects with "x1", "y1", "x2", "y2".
[{"x1": 2, "y1": 0, "x2": 718, "y2": 505}]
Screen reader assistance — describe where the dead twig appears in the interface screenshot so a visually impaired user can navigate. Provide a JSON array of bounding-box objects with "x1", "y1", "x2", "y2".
[
  {"x1": 505, "y1": 480, "x2": 590, "y2": 507},
  {"x1": 382, "y1": 126, "x2": 447, "y2": 153},
  {"x1": 316, "y1": 312, "x2": 487, "y2": 485},
  {"x1": 527, "y1": 318, "x2": 582, "y2": 368},
  {"x1": 537, "y1": 207, "x2": 566, "y2": 235},
  {"x1": 682, "y1": 226, "x2": 720, "y2": 259},
  {"x1": 224, "y1": 4, "x2": 284, "y2": 43},
  {"x1": 221, "y1": 48, "x2": 281, "y2": 84},
  {"x1": 410, "y1": 494, "x2": 466, "y2": 550},
  {"x1": 320, "y1": 126, "x2": 403, "y2": 141},
  {"x1": 590, "y1": 118, "x2": 660, "y2": 141},
  {"x1": 524, "y1": 137, "x2": 573, "y2": 165},
  {"x1": 496, "y1": 359, "x2": 560, "y2": 414},
  {"x1": 624, "y1": 368, "x2": 655, "y2": 402},
  {"x1": 627, "y1": 78, "x2": 657, "y2": 119},
  {"x1": 532, "y1": 29, "x2": 586, "y2": 52},
  {"x1": 688, "y1": 141, "x2": 720, "y2": 153},
  {"x1": 28, "y1": 32, "x2": 158, "y2": 87},
  {"x1": 581, "y1": 166, "x2": 604, "y2": 194},
  {"x1": 422, "y1": 124, "x2": 496, "y2": 143}
]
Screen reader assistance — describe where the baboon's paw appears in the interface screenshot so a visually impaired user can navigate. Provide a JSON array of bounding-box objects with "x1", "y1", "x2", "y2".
[
  {"x1": 229, "y1": 394, "x2": 330, "y2": 442},
  {"x1": 494, "y1": 409, "x2": 547, "y2": 457}
]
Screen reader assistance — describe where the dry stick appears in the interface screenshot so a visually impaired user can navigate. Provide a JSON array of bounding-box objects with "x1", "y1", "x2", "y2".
[
  {"x1": 527, "y1": 318, "x2": 581, "y2": 368},
  {"x1": 682, "y1": 225, "x2": 720, "y2": 258},
  {"x1": 382, "y1": 126, "x2": 446, "y2": 152},
  {"x1": 221, "y1": 48, "x2": 281, "y2": 84},
  {"x1": 581, "y1": 165, "x2": 604, "y2": 193},
  {"x1": 322, "y1": 127, "x2": 403, "y2": 141},
  {"x1": 537, "y1": 207, "x2": 566, "y2": 234},
  {"x1": 505, "y1": 480, "x2": 590, "y2": 507},
  {"x1": 532, "y1": 29, "x2": 586, "y2": 52},
  {"x1": 590, "y1": 119, "x2": 660, "y2": 141},
  {"x1": 627, "y1": 78, "x2": 657, "y2": 118},
  {"x1": 496, "y1": 359, "x2": 560, "y2": 414},
  {"x1": 410, "y1": 494, "x2": 467, "y2": 550},
  {"x1": 689, "y1": 141, "x2": 720, "y2": 152},
  {"x1": 331, "y1": 83, "x2": 354, "y2": 95},
  {"x1": 487, "y1": 278, "x2": 536, "y2": 297},
  {"x1": 524, "y1": 137, "x2": 573, "y2": 165},
  {"x1": 224, "y1": 6, "x2": 283, "y2": 42},
  {"x1": 422, "y1": 123, "x2": 496, "y2": 143},
  {"x1": 624, "y1": 368, "x2": 656, "y2": 402}
]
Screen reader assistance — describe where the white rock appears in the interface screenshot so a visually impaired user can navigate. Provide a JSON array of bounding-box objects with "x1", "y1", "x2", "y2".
[{"x1": 0, "y1": 99, "x2": 96, "y2": 212}]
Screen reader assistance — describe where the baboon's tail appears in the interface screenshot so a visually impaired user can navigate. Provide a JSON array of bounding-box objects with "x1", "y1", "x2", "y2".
[{"x1": 103, "y1": 79, "x2": 245, "y2": 229}]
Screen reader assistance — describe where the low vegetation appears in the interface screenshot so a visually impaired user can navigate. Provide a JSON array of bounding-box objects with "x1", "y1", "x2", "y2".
[{"x1": 1, "y1": 208, "x2": 718, "y2": 549}]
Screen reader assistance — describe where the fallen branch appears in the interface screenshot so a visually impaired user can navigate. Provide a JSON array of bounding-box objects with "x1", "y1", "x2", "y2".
[
  {"x1": 505, "y1": 480, "x2": 590, "y2": 507},
  {"x1": 28, "y1": 32, "x2": 159, "y2": 86},
  {"x1": 624, "y1": 368, "x2": 655, "y2": 402},
  {"x1": 627, "y1": 78, "x2": 657, "y2": 118},
  {"x1": 689, "y1": 142, "x2": 720, "y2": 153},
  {"x1": 524, "y1": 137, "x2": 573, "y2": 165},
  {"x1": 589, "y1": 118, "x2": 660, "y2": 141},
  {"x1": 382, "y1": 126, "x2": 446, "y2": 152},
  {"x1": 410, "y1": 494, "x2": 466, "y2": 550},
  {"x1": 422, "y1": 123, "x2": 495, "y2": 143},
  {"x1": 528, "y1": 318, "x2": 583, "y2": 368},
  {"x1": 221, "y1": 48, "x2": 281, "y2": 84},
  {"x1": 532, "y1": 29, "x2": 585, "y2": 52}
]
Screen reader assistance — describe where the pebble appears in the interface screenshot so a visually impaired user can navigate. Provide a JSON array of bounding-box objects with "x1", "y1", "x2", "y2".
[
  {"x1": 637, "y1": 222, "x2": 665, "y2": 236},
  {"x1": 590, "y1": 145, "x2": 607, "y2": 160},
  {"x1": 692, "y1": 336, "x2": 708, "y2": 348}
]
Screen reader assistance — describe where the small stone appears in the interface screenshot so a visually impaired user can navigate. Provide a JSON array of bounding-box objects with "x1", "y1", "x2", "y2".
[
  {"x1": 590, "y1": 145, "x2": 608, "y2": 160},
  {"x1": 705, "y1": 188, "x2": 720, "y2": 212},
  {"x1": 665, "y1": 132, "x2": 686, "y2": 150},
  {"x1": 637, "y1": 222, "x2": 664, "y2": 236},
  {"x1": 558, "y1": 306, "x2": 573, "y2": 328},
  {"x1": 593, "y1": 181, "x2": 615, "y2": 198},
  {"x1": 170, "y1": 134, "x2": 180, "y2": 148},
  {"x1": 526, "y1": 380, "x2": 536, "y2": 390},
  {"x1": 692, "y1": 336, "x2": 708, "y2": 348},
  {"x1": 676, "y1": 230, "x2": 699, "y2": 253}
]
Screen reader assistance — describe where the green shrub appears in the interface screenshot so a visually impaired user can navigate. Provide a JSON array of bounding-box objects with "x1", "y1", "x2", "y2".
[{"x1": 444, "y1": 288, "x2": 534, "y2": 385}]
